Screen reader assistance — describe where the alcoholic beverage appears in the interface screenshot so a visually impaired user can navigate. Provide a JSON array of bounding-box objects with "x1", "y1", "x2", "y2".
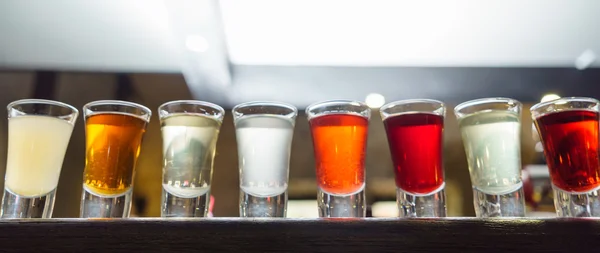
[
  {"x1": 80, "y1": 100, "x2": 150, "y2": 218},
  {"x1": 383, "y1": 112, "x2": 444, "y2": 194},
  {"x1": 159, "y1": 100, "x2": 224, "y2": 217},
  {"x1": 1, "y1": 99, "x2": 78, "y2": 219},
  {"x1": 456, "y1": 98, "x2": 524, "y2": 218},
  {"x1": 5, "y1": 116, "x2": 74, "y2": 197},
  {"x1": 307, "y1": 100, "x2": 370, "y2": 217},
  {"x1": 234, "y1": 101, "x2": 296, "y2": 218},
  {"x1": 309, "y1": 113, "x2": 368, "y2": 195},
  {"x1": 381, "y1": 99, "x2": 447, "y2": 217},
  {"x1": 236, "y1": 115, "x2": 293, "y2": 197},
  {"x1": 83, "y1": 112, "x2": 147, "y2": 196},
  {"x1": 534, "y1": 110, "x2": 600, "y2": 192},
  {"x1": 532, "y1": 97, "x2": 600, "y2": 217},
  {"x1": 459, "y1": 110, "x2": 522, "y2": 194},
  {"x1": 161, "y1": 114, "x2": 220, "y2": 211}
]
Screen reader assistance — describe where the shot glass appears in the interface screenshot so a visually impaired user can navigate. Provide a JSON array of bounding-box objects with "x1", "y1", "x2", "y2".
[
  {"x1": 531, "y1": 97, "x2": 600, "y2": 217},
  {"x1": 380, "y1": 99, "x2": 447, "y2": 217},
  {"x1": 80, "y1": 100, "x2": 151, "y2": 218},
  {"x1": 233, "y1": 101, "x2": 297, "y2": 217},
  {"x1": 306, "y1": 100, "x2": 370, "y2": 218},
  {"x1": 159, "y1": 100, "x2": 224, "y2": 217},
  {"x1": 455, "y1": 98, "x2": 525, "y2": 217},
  {"x1": 1, "y1": 99, "x2": 78, "y2": 218}
]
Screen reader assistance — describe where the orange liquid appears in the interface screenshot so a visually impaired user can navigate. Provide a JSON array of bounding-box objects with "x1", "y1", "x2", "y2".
[
  {"x1": 83, "y1": 113, "x2": 147, "y2": 196},
  {"x1": 309, "y1": 114, "x2": 368, "y2": 195}
]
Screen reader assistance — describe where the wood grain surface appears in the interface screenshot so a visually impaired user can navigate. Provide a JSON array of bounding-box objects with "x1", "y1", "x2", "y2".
[{"x1": 0, "y1": 218, "x2": 597, "y2": 252}]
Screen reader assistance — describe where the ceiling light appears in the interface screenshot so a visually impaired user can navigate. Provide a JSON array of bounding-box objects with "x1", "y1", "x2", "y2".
[
  {"x1": 575, "y1": 49, "x2": 596, "y2": 70},
  {"x1": 365, "y1": 93, "x2": 385, "y2": 108},
  {"x1": 541, "y1": 94, "x2": 560, "y2": 103}
]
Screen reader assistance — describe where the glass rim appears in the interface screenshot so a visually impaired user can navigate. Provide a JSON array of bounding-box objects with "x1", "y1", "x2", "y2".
[
  {"x1": 232, "y1": 101, "x2": 298, "y2": 117},
  {"x1": 529, "y1": 96, "x2": 600, "y2": 113},
  {"x1": 305, "y1": 99, "x2": 369, "y2": 115},
  {"x1": 158, "y1": 100, "x2": 225, "y2": 115},
  {"x1": 454, "y1": 97, "x2": 521, "y2": 115},
  {"x1": 7, "y1": 98, "x2": 79, "y2": 115},
  {"x1": 83, "y1": 100, "x2": 152, "y2": 118},
  {"x1": 380, "y1": 99, "x2": 445, "y2": 113}
]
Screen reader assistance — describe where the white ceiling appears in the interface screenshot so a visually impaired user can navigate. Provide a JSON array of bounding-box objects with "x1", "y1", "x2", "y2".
[
  {"x1": 221, "y1": 0, "x2": 600, "y2": 67},
  {"x1": 0, "y1": 0, "x2": 598, "y2": 72},
  {"x1": 0, "y1": 0, "x2": 180, "y2": 72}
]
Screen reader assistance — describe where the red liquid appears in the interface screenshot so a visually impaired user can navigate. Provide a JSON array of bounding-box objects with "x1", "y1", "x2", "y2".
[
  {"x1": 535, "y1": 110, "x2": 600, "y2": 192},
  {"x1": 309, "y1": 114, "x2": 368, "y2": 195},
  {"x1": 383, "y1": 113, "x2": 444, "y2": 194}
]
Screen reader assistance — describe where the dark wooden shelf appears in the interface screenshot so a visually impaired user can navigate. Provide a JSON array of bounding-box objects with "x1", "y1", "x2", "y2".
[{"x1": 0, "y1": 218, "x2": 598, "y2": 252}]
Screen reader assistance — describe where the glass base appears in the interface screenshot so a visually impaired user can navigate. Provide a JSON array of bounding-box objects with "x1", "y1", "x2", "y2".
[
  {"x1": 239, "y1": 190, "x2": 287, "y2": 217},
  {"x1": 161, "y1": 189, "x2": 210, "y2": 217},
  {"x1": 1, "y1": 188, "x2": 56, "y2": 218},
  {"x1": 553, "y1": 185, "x2": 600, "y2": 217},
  {"x1": 80, "y1": 186, "x2": 132, "y2": 218},
  {"x1": 317, "y1": 187, "x2": 365, "y2": 218},
  {"x1": 473, "y1": 185, "x2": 525, "y2": 217},
  {"x1": 397, "y1": 185, "x2": 446, "y2": 218}
]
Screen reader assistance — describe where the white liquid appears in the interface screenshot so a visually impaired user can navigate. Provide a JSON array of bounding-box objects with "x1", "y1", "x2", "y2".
[
  {"x1": 161, "y1": 114, "x2": 220, "y2": 198},
  {"x1": 459, "y1": 111, "x2": 522, "y2": 195},
  {"x1": 236, "y1": 115, "x2": 294, "y2": 197},
  {"x1": 5, "y1": 116, "x2": 74, "y2": 197}
]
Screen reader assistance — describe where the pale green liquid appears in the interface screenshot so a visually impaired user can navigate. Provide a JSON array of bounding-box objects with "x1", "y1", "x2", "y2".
[
  {"x1": 161, "y1": 114, "x2": 220, "y2": 198},
  {"x1": 459, "y1": 111, "x2": 522, "y2": 195}
]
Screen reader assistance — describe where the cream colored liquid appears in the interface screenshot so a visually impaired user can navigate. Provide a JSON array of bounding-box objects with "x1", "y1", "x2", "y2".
[{"x1": 5, "y1": 116, "x2": 74, "y2": 197}]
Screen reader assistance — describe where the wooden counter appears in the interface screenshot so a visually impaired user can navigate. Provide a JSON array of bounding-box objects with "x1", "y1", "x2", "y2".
[{"x1": 0, "y1": 218, "x2": 597, "y2": 252}]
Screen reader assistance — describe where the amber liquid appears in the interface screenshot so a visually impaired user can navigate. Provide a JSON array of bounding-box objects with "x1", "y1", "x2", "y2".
[
  {"x1": 83, "y1": 113, "x2": 147, "y2": 196},
  {"x1": 309, "y1": 113, "x2": 368, "y2": 195}
]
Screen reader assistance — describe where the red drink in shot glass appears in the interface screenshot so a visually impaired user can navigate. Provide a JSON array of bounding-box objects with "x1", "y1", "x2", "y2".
[
  {"x1": 380, "y1": 99, "x2": 447, "y2": 217},
  {"x1": 531, "y1": 97, "x2": 600, "y2": 217}
]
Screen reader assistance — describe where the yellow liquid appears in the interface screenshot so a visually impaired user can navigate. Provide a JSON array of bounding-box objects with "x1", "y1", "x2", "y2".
[
  {"x1": 5, "y1": 116, "x2": 74, "y2": 197},
  {"x1": 83, "y1": 112, "x2": 147, "y2": 196}
]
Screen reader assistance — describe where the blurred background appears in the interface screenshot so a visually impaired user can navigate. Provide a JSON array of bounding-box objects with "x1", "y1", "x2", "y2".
[{"x1": 1, "y1": 0, "x2": 599, "y2": 217}]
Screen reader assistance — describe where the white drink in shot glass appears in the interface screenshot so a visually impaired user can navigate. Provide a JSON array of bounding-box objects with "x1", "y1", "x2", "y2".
[
  {"x1": 234, "y1": 102, "x2": 297, "y2": 217},
  {"x1": 455, "y1": 98, "x2": 525, "y2": 217},
  {"x1": 1, "y1": 100, "x2": 77, "y2": 218}
]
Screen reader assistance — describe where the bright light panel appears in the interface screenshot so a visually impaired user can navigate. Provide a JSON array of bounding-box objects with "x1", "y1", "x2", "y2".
[{"x1": 220, "y1": 0, "x2": 600, "y2": 67}]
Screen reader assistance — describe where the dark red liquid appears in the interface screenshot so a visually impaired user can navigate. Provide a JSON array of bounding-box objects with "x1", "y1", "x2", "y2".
[
  {"x1": 535, "y1": 110, "x2": 600, "y2": 192},
  {"x1": 383, "y1": 113, "x2": 444, "y2": 194}
]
